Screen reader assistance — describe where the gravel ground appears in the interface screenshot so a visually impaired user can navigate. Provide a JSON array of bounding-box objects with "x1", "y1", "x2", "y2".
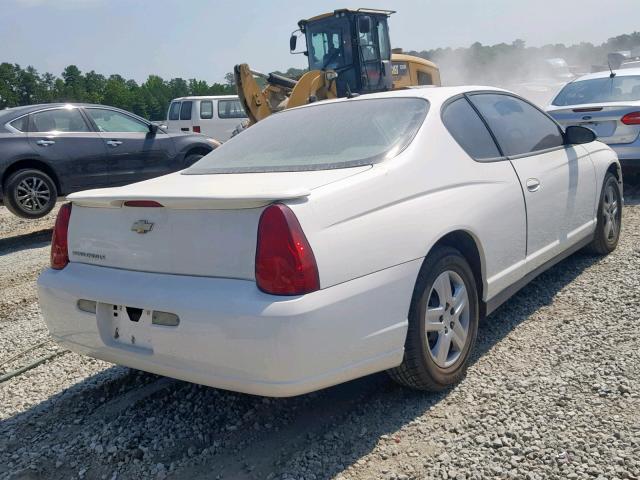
[{"x1": 0, "y1": 181, "x2": 639, "y2": 480}]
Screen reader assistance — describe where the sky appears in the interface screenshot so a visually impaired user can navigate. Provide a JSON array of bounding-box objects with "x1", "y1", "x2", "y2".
[{"x1": 1, "y1": 0, "x2": 639, "y2": 84}]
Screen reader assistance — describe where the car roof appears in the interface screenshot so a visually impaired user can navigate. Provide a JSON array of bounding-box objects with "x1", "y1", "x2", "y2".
[
  {"x1": 284, "y1": 85, "x2": 510, "y2": 114},
  {"x1": 0, "y1": 103, "x2": 139, "y2": 122},
  {"x1": 171, "y1": 95, "x2": 239, "y2": 101},
  {"x1": 568, "y1": 68, "x2": 640, "y2": 83}
]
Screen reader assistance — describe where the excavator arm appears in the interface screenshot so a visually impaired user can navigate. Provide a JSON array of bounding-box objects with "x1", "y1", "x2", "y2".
[{"x1": 234, "y1": 63, "x2": 338, "y2": 125}]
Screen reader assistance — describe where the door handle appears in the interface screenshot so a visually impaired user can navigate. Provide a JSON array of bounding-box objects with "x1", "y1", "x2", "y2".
[
  {"x1": 36, "y1": 139, "x2": 55, "y2": 146},
  {"x1": 526, "y1": 178, "x2": 541, "y2": 192},
  {"x1": 106, "y1": 140, "x2": 123, "y2": 147}
]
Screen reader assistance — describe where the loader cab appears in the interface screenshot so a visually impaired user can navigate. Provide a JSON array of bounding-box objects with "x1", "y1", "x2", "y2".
[{"x1": 296, "y1": 9, "x2": 394, "y2": 97}]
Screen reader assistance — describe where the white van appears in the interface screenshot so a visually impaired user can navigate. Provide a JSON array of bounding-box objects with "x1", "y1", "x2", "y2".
[{"x1": 166, "y1": 96, "x2": 247, "y2": 141}]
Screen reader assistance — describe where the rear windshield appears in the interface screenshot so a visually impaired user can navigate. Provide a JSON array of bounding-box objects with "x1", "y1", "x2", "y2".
[
  {"x1": 552, "y1": 75, "x2": 640, "y2": 106},
  {"x1": 184, "y1": 97, "x2": 428, "y2": 174}
]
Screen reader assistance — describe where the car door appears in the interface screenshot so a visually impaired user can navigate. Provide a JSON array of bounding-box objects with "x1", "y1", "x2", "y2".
[
  {"x1": 167, "y1": 100, "x2": 194, "y2": 133},
  {"x1": 27, "y1": 107, "x2": 111, "y2": 191},
  {"x1": 83, "y1": 107, "x2": 177, "y2": 186},
  {"x1": 468, "y1": 92, "x2": 597, "y2": 271}
]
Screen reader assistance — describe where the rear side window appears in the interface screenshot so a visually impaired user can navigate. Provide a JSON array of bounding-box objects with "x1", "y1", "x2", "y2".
[
  {"x1": 31, "y1": 108, "x2": 89, "y2": 133},
  {"x1": 168, "y1": 102, "x2": 181, "y2": 120},
  {"x1": 218, "y1": 99, "x2": 247, "y2": 119},
  {"x1": 180, "y1": 101, "x2": 192, "y2": 120},
  {"x1": 9, "y1": 116, "x2": 28, "y2": 132},
  {"x1": 442, "y1": 97, "x2": 501, "y2": 160},
  {"x1": 200, "y1": 100, "x2": 213, "y2": 119},
  {"x1": 86, "y1": 108, "x2": 149, "y2": 133},
  {"x1": 468, "y1": 93, "x2": 563, "y2": 157}
]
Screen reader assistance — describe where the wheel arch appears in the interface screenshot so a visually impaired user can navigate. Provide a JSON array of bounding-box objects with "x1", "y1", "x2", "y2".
[
  {"x1": 183, "y1": 142, "x2": 214, "y2": 158},
  {"x1": 427, "y1": 229, "x2": 487, "y2": 318},
  {"x1": 2, "y1": 159, "x2": 61, "y2": 195}
]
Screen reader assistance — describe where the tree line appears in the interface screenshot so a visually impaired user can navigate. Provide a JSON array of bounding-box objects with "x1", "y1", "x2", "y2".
[
  {"x1": 0, "y1": 64, "x2": 236, "y2": 120},
  {"x1": 1, "y1": 32, "x2": 639, "y2": 120}
]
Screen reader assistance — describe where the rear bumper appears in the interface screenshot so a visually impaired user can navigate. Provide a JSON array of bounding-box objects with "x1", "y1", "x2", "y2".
[
  {"x1": 617, "y1": 158, "x2": 640, "y2": 174},
  {"x1": 608, "y1": 139, "x2": 640, "y2": 171},
  {"x1": 37, "y1": 261, "x2": 419, "y2": 397}
]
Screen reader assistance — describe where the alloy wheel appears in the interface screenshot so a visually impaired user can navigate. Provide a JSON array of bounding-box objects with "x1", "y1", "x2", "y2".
[
  {"x1": 603, "y1": 183, "x2": 620, "y2": 243},
  {"x1": 425, "y1": 270, "x2": 470, "y2": 368},
  {"x1": 15, "y1": 176, "x2": 51, "y2": 213}
]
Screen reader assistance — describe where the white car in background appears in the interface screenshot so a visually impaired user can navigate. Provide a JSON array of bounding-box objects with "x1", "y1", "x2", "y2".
[
  {"x1": 547, "y1": 68, "x2": 640, "y2": 174},
  {"x1": 38, "y1": 86, "x2": 622, "y2": 397},
  {"x1": 166, "y1": 95, "x2": 247, "y2": 141}
]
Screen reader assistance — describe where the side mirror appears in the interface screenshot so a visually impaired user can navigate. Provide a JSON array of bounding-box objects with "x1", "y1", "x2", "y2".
[
  {"x1": 564, "y1": 125, "x2": 596, "y2": 145},
  {"x1": 289, "y1": 34, "x2": 297, "y2": 52},
  {"x1": 149, "y1": 123, "x2": 159, "y2": 135},
  {"x1": 358, "y1": 16, "x2": 372, "y2": 34}
]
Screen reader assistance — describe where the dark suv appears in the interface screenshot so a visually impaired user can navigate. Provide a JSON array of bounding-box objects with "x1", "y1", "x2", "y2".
[{"x1": 0, "y1": 103, "x2": 220, "y2": 218}]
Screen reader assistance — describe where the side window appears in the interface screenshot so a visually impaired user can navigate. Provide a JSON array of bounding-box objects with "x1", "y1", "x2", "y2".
[
  {"x1": 86, "y1": 109, "x2": 149, "y2": 133},
  {"x1": 417, "y1": 71, "x2": 432, "y2": 86},
  {"x1": 468, "y1": 93, "x2": 563, "y2": 156},
  {"x1": 200, "y1": 100, "x2": 213, "y2": 119},
  {"x1": 442, "y1": 97, "x2": 501, "y2": 160},
  {"x1": 218, "y1": 99, "x2": 247, "y2": 119},
  {"x1": 168, "y1": 102, "x2": 181, "y2": 121},
  {"x1": 377, "y1": 20, "x2": 390, "y2": 60},
  {"x1": 9, "y1": 116, "x2": 29, "y2": 132},
  {"x1": 31, "y1": 108, "x2": 89, "y2": 133},
  {"x1": 180, "y1": 101, "x2": 192, "y2": 121}
]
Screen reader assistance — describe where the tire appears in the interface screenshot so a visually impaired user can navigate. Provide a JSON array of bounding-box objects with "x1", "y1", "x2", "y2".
[
  {"x1": 586, "y1": 172, "x2": 622, "y2": 255},
  {"x1": 3, "y1": 169, "x2": 57, "y2": 219},
  {"x1": 184, "y1": 153, "x2": 204, "y2": 167},
  {"x1": 388, "y1": 246, "x2": 479, "y2": 391}
]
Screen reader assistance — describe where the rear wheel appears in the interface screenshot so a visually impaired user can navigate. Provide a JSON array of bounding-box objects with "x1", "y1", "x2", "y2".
[
  {"x1": 388, "y1": 246, "x2": 479, "y2": 391},
  {"x1": 3, "y1": 169, "x2": 57, "y2": 219},
  {"x1": 587, "y1": 172, "x2": 622, "y2": 255},
  {"x1": 184, "y1": 153, "x2": 204, "y2": 167}
]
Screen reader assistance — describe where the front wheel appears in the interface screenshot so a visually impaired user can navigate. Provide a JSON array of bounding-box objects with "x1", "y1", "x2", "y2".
[
  {"x1": 587, "y1": 172, "x2": 622, "y2": 255},
  {"x1": 3, "y1": 169, "x2": 58, "y2": 219},
  {"x1": 388, "y1": 246, "x2": 479, "y2": 391}
]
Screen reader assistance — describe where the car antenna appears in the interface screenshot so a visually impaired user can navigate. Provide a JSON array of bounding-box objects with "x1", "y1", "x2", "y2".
[{"x1": 608, "y1": 61, "x2": 616, "y2": 79}]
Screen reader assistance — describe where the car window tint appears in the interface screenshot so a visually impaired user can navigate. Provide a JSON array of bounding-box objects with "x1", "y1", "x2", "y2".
[
  {"x1": 86, "y1": 109, "x2": 149, "y2": 133},
  {"x1": 9, "y1": 116, "x2": 29, "y2": 132},
  {"x1": 168, "y1": 102, "x2": 181, "y2": 120},
  {"x1": 442, "y1": 97, "x2": 501, "y2": 160},
  {"x1": 200, "y1": 100, "x2": 213, "y2": 119},
  {"x1": 218, "y1": 99, "x2": 247, "y2": 119},
  {"x1": 469, "y1": 94, "x2": 563, "y2": 156},
  {"x1": 180, "y1": 101, "x2": 192, "y2": 120},
  {"x1": 31, "y1": 108, "x2": 89, "y2": 133}
]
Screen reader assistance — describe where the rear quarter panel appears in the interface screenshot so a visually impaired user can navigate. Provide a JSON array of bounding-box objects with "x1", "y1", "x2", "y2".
[
  {"x1": 289, "y1": 109, "x2": 527, "y2": 302},
  {"x1": 581, "y1": 141, "x2": 622, "y2": 197}
]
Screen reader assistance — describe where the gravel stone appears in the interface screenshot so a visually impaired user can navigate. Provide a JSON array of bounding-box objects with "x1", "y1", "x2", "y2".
[{"x1": 1, "y1": 181, "x2": 640, "y2": 479}]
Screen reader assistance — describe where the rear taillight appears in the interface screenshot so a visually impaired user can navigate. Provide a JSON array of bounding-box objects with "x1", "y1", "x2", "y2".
[
  {"x1": 255, "y1": 204, "x2": 319, "y2": 295},
  {"x1": 621, "y1": 112, "x2": 640, "y2": 125},
  {"x1": 193, "y1": 126, "x2": 201, "y2": 133},
  {"x1": 51, "y1": 203, "x2": 72, "y2": 270}
]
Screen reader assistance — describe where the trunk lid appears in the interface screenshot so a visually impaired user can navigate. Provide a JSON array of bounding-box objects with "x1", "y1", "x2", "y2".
[
  {"x1": 548, "y1": 103, "x2": 640, "y2": 144},
  {"x1": 67, "y1": 167, "x2": 369, "y2": 278}
]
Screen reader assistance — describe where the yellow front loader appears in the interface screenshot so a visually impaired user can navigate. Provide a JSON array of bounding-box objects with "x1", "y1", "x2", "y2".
[{"x1": 235, "y1": 8, "x2": 441, "y2": 126}]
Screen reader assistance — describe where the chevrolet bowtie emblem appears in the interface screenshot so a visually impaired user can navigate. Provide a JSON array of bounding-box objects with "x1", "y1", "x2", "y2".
[{"x1": 131, "y1": 220, "x2": 154, "y2": 234}]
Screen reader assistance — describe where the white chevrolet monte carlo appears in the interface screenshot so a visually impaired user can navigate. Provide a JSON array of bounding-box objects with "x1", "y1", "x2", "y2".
[{"x1": 38, "y1": 86, "x2": 622, "y2": 397}]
